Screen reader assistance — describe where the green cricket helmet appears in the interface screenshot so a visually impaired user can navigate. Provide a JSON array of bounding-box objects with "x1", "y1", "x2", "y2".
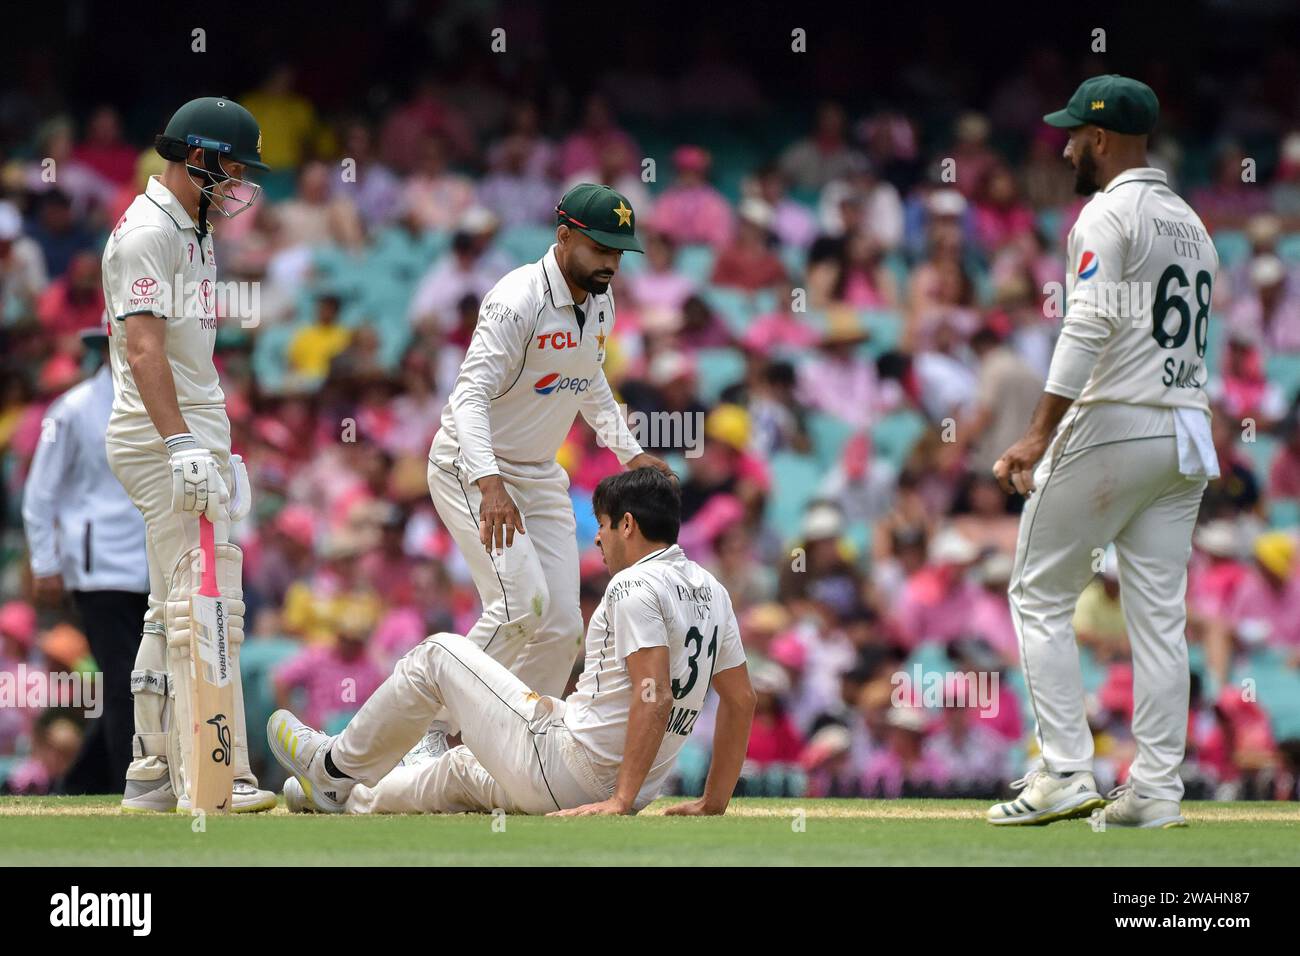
[{"x1": 155, "y1": 97, "x2": 268, "y2": 222}]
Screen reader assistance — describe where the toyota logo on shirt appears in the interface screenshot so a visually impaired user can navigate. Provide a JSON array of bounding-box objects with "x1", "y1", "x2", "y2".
[
  {"x1": 131, "y1": 277, "x2": 159, "y2": 297},
  {"x1": 534, "y1": 373, "x2": 591, "y2": 395}
]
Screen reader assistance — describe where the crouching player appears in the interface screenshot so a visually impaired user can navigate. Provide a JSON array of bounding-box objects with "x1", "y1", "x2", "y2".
[{"x1": 268, "y1": 468, "x2": 755, "y2": 816}]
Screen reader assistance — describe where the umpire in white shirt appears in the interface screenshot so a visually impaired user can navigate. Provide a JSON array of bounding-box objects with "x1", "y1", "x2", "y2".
[{"x1": 23, "y1": 321, "x2": 148, "y2": 793}]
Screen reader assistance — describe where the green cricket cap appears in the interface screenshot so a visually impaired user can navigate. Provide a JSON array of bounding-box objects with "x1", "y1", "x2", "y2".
[
  {"x1": 1044, "y1": 75, "x2": 1159, "y2": 135},
  {"x1": 555, "y1": 183, "x2": 643, "y2": 253}
]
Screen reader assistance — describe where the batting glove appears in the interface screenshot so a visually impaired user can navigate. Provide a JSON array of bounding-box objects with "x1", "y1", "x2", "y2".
[
  {"x1": 168, "y1": 441, "x2": 229, "y2": 522},
  {"x1": 227, "y1": 454, "x2": 252, "y2": 523}
]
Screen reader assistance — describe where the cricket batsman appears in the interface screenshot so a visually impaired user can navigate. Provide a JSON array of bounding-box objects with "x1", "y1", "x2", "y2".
[
  {"x1": 988, "y1": 76, "x2": 1219, "y2": 828},
  {"x1": 411, "y1": 184, "x2": 673, "y2": 760},
  {"x1": 268, "y1": 467, "x2": 755, "y2": 817},
  {"x1": 105, "y1": 97, "x2": 275, "y2": 812}
]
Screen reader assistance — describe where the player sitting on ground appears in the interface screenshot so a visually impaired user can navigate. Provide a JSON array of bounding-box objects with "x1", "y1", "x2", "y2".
[{"x1": 267, "y1": 467, "x2": 756, "y2": 816}]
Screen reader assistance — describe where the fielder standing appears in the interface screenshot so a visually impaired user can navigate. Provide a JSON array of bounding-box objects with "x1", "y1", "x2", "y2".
[
  {"x1": 415, "y1": 184, "x2": 672, "y2": 758},
  {"x1": 989, "y1": 76, "x2": 1219, "y2": 828},
  {"x1": 104, "y1": 97, "x2": 275, "y2": 812}
]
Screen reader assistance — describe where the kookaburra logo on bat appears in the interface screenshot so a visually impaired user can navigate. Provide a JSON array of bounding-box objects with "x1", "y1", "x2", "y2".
[{"x1": 208, "y1": 714, "x2": 232, "y2": 765}]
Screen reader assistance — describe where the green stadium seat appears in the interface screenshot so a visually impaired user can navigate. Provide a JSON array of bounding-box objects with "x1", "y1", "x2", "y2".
[
  {"x1": 763, "y1": 451, "x2": 824, "y2": 545},
  {"x1": 676, "y1": 245, "x2": 716, "y2": 285},
  {"x1": 862, "y1": 309, "x2": 903, "y2": 355},
  {"x1": 1242, "y1": 433, "x2": 1278, "y2": 480},
  {"x1": 702, "y1": 287, "x2": 756, "y2": 335},
  {"x1": 1269, "y1": 499, "x2": 1300, "y2": 529},
  {"x1": 694, "y1": 347, "x2": 746, "y2": 403},
  {"x1": 238, "y1": 636, "x2": 304, "y2": 764},
  {"x1": 1232, "y1": 648, "x2": 1300, "y2": 740},
  {"x1": 496, "y1": 224, "x2": 556, "y2": 265},
  {"x1": 871, "y1": 409, "x2": 929, "y2": 469},
  {"x1": 1265, "y1": 354, "x2": 1300, "y2": 402},
  {"x1": 250, "y1": 323, "x2": 297, "y2": 393},
  {"x1": 1276, "y1": 233, "x2": 1300, "y2": 265},
  {"x1": 1212, "y1": 230, "x2": 1250, "y2": 269},
  {"x1": 807, "y1": 411, "x2": 855, "y2": 469}
]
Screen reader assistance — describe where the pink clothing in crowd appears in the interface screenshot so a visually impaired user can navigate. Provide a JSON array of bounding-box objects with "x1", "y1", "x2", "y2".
[
  {"x1": 1221, "y1": 566, "x2": 1300, "y2": 651},
  {"x1": 273, "y1": 645, "x2": 388, "y2": 730}
]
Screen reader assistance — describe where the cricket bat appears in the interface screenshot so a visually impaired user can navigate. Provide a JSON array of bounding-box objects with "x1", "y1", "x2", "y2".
[{"x1": 190, "y1": 514, "x2": 234, "y2": 812}]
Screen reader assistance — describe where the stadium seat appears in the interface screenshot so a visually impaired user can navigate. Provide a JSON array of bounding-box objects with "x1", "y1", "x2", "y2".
[
  {"x1": 807, "y1": 411, "x2": 855, "y2": 469},
  {"x1": 496, "y1": 224, "x2": 557, "y2": 265},
  {"x1": 1269, "y1": 499, "x2": 1300, "y2": 529},
  {"x1": 871, "y1": 409, "x2": 928, "y2": 470},
  {"x1": 763, "y1": 451, "x2": 824, "y2": 544},
  {"x1": 1242, "y1": 432, "x2": 1279, "y2": 479},
  {"x1": 675, "y1": 245, "x2": 717, "y2": 285},
  {"x1": 1212, "y1": 230, "x2": 1250, "y2": 269},
  {"x1": 237, "y1": 637, "x2": 304, "y2": 764},
  {"x1": 1278, "y1": 233, "x2": 1300, "y2": 265},
  {"x1": 694, "y1": 347, "x2": 747, "y2": 403},
  {"x1": 702, "y1": 287, "x2": 757, "y2": 336},
  {"x1": 1232, "y1": 649, "x2": 1300, "y2": 740},
  {"x1": 861, "y1": 309, "x2": 903, "y2": 355},
  {"x1": 1265, "y1": 354, "x2": 1300, "y2": 402}
]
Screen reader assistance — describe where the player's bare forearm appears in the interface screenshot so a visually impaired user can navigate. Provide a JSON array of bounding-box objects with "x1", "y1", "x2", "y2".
[
  {"x1": 1023, "y1": 391, "x2": 1075, "y2": 444},
  {"x1": 669, "y1": 664, "x2": 754, "y2": 816},
  {"x1": 993, "y1": 391, "x2": 1074, "y2": 496},
  {"x1": 612, "y1": 646, "x2": 672, "y2": 810},
  {"x1": 552, "y1": 646, "x2": 670, "y2": 817},
  {"x1": 124, "y1": 315, "x2": 188, "y2": 439}
]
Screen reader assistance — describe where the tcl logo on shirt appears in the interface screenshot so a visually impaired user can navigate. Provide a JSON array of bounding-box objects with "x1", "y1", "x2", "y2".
[
  {"x1": 534, "y1": 373, "x2": 591, "y2": 395},
  {"x1": 536, "y1": 331, "x2": 579, "y2": 350}
]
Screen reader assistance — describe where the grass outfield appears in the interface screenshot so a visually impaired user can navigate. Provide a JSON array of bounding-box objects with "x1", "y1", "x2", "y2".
[{"x1": 1, "y1": 796, "x2": 1296, "y2": 866}]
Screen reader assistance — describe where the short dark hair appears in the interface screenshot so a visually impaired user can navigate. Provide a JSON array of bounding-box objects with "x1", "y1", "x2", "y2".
[{"x1": 591, "y1": 467, "x2": 681, "y2": 544}]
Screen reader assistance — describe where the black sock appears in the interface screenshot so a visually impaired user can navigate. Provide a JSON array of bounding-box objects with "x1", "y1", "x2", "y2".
[{"x1": 323, "y1": 749, "x2": 352, "y2": 781}]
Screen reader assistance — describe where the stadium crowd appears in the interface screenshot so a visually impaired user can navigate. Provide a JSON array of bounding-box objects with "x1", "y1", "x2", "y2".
[{"x1": 3, "y1": 44, "x2": 1300, "y2": 803}]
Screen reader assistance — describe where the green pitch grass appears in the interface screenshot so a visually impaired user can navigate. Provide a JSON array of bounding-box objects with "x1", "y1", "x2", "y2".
[{"x1": 1, "y1": 796, "x2": 1295, "y2": 866}]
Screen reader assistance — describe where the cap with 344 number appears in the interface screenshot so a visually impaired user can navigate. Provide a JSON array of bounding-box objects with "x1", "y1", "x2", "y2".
[
  {"x1": 1044, "y1": 75, "x2": 1159, "y2": 135},
  {"x1": 555, "y1": 183, "x2": 643, "y2": 253}
]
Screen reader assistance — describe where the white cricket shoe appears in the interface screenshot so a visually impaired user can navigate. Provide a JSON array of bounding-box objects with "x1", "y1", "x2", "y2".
[
  {"x1": 121, "y1": 776, "x2": 177, "y2": 813},
  {"x1": 1093, "y1": 784, "x2": 1188, "y2": 829},
  {"x1": 176, "y1": 780, "x2": 278, "y2": 814},
  {"x1": 399, "y1": 727, "x2": 450, "y2": 768},
  {"x1": 267, "y1": 709, "x2": 352, "y2": 813},
  {"x1": 987, "y1": 769, "x2": 1105, "y2": 826},
  {"x1": 282, "y1": 776, "x2": 316, "y2": 813}
]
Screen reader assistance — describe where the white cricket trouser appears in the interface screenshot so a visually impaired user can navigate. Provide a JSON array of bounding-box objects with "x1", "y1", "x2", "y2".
[
  {"x1": 1009, "y1": 403, "x2": 1206, "y2": 801},
  {"x1": 106, "y1": 407, "x2": 255, "y2": 786},
  {"x1": 427, "y1": 433, "x2": 583, "y2": 699},
  {"x1": 333, "y1": 633, "x2": 607, "y2": 814}
]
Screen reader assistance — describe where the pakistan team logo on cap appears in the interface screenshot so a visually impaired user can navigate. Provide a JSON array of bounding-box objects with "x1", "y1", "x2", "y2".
[{"x1": 555, "y1": 183, "x2": 644, "y2": 253}]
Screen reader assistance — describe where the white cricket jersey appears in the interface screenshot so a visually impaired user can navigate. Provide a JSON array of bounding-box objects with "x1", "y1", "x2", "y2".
[
  {"x1": 564, "y1": 544, "x2": 747, "y2": 809},
  {"x1": 21, "y1": 365, "x2": 149, "y2": 593},
  {"x1": 1046, "y1": 167, "x2": 1219, "y2": 412},
  {"x1": 431, "y1": 245, "x2": 643, "y2": 482},
  {"x1": 102, "y1": 176, "x2": 223, "y2": 424}
]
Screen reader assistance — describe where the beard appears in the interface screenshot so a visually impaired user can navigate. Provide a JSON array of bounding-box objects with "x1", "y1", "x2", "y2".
[
  {"x1": 578, "y1": 268, "x2": 614, "y2": 294},
  {"x1": 1074, "y1": 144, "x2": 1101, "y2": 196}
]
